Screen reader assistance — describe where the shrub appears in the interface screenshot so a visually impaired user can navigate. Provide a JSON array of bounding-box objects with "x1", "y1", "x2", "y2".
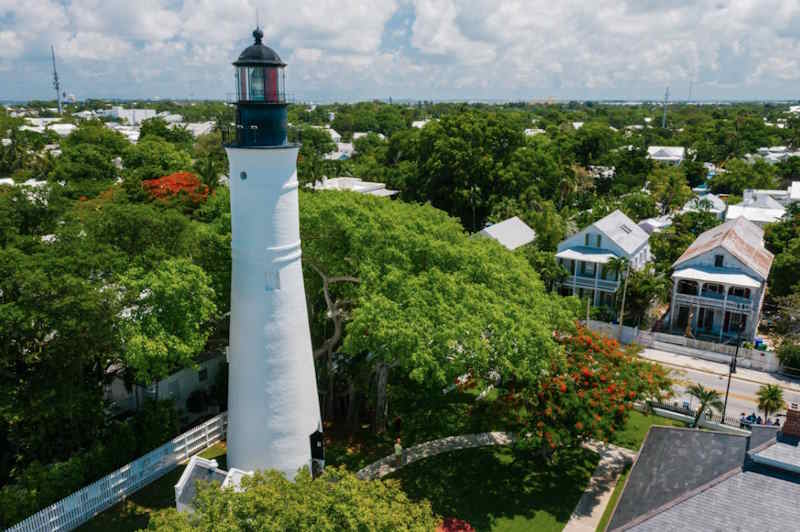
[{"x1": 778, "y1": 341, "x2": 800, "y2": 376}]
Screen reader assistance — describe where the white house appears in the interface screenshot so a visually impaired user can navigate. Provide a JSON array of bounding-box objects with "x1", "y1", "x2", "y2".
[
  {"x1": 476, "y1": 217, "x2": 536, "y2": 251},
  {"x1": 353, "y1": 131, "x2": 385, "y2": 140},
  {"x1": 309, "y1": 125, "x2": 341, "y2": 143},
  {"x1": 412, "y1": 119, "x2": 430, "y2": 129},
  {"x1": 175, "y1": 456, "x2": 252, "y2": 513},
  {"x1": 102, "y1": 106, "x2": 157, "y2": 125},
  {"x1": 647, "y1": 146, "x2": 685, "y2": 165},
  {"x1": 312, "y1": 176, "x2": 398, "y2": 197},
  {"x1": 555, "y1": 210, "x2": 650, "y2": 308},
  {"x1": 638, "y1": 214, "x2": 673, "y2": 235},
  {"x1": 681, "y1": 193, "x2": 727, "y2": 219},
  {"x1": 324, "y1": 142, "x2": 355, "y2": 161},
  {"x1": 669, "y1": 217, "x2": 773, "y2": 342},
  {"x1": 179, "y1": 121, "x2": 215, "y2": 138},
  {"x1": 524, "y1": 128, "x2": 546, "y2": 136}
]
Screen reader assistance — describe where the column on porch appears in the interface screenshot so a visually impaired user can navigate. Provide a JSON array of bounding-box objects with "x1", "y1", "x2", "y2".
[
  {"x1": 692, "y1": 282, "x2": 704, "y2": 335},
  {"x1": 719, "y1": 284, "x2": 729, "y2": 341},
  {"x1": 669, "y1": 277, "x2": 679, "y2": 330},
  {"x1": 593, "y1": 262, "x2": 600, "y2": 306},
  {"x1": 573, "y1": 260, "x2": 578, "y2": 297}
]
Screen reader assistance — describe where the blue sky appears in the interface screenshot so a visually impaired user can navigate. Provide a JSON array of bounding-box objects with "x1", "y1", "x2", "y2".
[{"x1": 1, "y1": 1, "x2": 799, "y2": 102}]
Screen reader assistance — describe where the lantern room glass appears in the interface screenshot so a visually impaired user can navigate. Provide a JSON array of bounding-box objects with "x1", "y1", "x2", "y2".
[{"x1": 235, "y1": 66, "x2": 285, "y2": 103}]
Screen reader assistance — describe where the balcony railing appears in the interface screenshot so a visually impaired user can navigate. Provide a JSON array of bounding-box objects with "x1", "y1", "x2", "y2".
[
  {"x1": 674, "y1": 292, "x2": 752, "y2": 312},
  {"x1": 563, "y1": 276, "x2": 620, "y2": 292}
]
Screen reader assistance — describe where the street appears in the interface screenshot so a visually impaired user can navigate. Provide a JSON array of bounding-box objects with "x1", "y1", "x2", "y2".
[{"x1": 639, "y1": 348, "x2": 800, "y2": 421}]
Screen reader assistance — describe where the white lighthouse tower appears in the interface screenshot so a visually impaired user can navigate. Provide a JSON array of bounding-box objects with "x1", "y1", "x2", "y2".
[{"x1": 224, "y1": 28, "x2": 322, "y2": 479}]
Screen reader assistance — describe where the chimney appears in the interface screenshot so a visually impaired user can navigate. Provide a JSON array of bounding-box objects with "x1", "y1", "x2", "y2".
[{"x1": 784, "y1": 403, "x2": 800, "y2": 438}]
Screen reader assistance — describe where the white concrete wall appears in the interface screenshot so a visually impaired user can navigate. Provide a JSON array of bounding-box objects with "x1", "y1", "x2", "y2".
[{"x1": 225, "y1": 145, "x2": 322, "y2": 479}]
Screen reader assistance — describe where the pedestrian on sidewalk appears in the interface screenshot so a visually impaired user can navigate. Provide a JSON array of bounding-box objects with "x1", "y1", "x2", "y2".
[{"x1": 394, "y1": 438, "x2": 403, "y2": 467}]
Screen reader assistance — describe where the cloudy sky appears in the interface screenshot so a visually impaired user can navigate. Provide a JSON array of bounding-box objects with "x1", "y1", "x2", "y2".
[{"x1": 1, "y1": 0, "x2": 799, "y2": 102}]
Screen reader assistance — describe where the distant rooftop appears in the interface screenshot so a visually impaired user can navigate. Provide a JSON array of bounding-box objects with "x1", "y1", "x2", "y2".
[
  {"x1": 476, "y1": 216, "x2": 536, "y2": 250},
  {"x1": 312, "y1": 177, "x2": 398, "y2": 197}
]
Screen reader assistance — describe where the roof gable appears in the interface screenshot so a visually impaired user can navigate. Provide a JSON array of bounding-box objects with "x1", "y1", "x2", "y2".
[
  {"x1": 593, "y1": 210, "x2": 649, "y2": 255},
  {"x1": 672, "y1": 217, "x2": 774, "y2": 280}
]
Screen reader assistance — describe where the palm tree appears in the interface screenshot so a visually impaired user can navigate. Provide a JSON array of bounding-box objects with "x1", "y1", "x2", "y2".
[
  {"x1": 756, "y1": 384, "x2": 784, "y2": 424},
  {"x1": 686, "y1": 383, "x2": 724, "y2": 428},
  {"x1": 607, "y1": 257, "x2": 630, "y2": 338}
]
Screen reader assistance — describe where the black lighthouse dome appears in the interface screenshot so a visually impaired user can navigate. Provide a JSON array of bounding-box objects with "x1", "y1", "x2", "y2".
[
  {"x1": 234, "y1": 28, "x2": 286, "y2": 67},
  {"x1": 229, "y1": 28, "x2": 289, "y2": 148}
]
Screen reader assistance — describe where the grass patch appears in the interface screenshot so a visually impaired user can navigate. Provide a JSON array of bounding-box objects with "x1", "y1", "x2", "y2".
[
  {"x1": 389, "y1": 445, "x2": 600, "y2": 532},
  {"x1": 595, "y1": 464, "x2": 630, "y2": 532},
  {"x1": 610, "y1": 410, "x2": 686, "y2": 451},
  {"x1": 76, "y1": 443, "x2": 227, "y2": 532}
]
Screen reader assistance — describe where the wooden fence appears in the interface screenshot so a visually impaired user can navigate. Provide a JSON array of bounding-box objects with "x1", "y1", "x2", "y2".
[{"x1": 7, "y1": 413, "x2": 228, "y2": 532}]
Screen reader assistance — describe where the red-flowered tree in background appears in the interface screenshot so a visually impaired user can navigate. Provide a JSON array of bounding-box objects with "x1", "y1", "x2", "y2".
[
  {"x1": 142, "y1": 172, "x2": 209, "y2": 205},
  {"x1": 485, "y1": 325, "x2": 672, "y2": 456}
]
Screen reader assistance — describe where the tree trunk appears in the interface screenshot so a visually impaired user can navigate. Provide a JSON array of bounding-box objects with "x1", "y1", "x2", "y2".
[
  {"x1": 325, "y1": 353, "x2": 335, "y2": 421},
  {"x1": 374, "y1": 363, "x2": 389, "y2": 434},
  {"x1": 346, "y1": 380, "x2": 359, "y2": 433},
  {"x1": 693, "y1": 402, "x2": 705, "y2": 428}
]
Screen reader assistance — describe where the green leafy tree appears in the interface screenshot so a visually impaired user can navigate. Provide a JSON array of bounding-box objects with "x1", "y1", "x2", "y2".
[
  {"x1": 756, "y1": 384, "x2": 784, "y2": 422},
  {"x1": 686, "y1": 383, "x2": 723, "y2": 428},
  {"x1": 50, "y1": 143, "x2": 117, "y2": 184},
  {"x1": 621, "y1": 192, "x2": 659, "y2": 221},
  {"x1": 777, "y1": 342, "x2": 800, "y2": 377},
  {"x1": 148, "y1": 467, "x2": 439, "y2": 531},
  {"x1": 711, "y1": 159, "x2": 778, "y2": 195},
  {"x1": 122, "y1": 136, "x2": 193, "y2": 184},
  {"x1": 647, "y1": 165, "x2": 692, "y2": 214},
  {"x1": 139, "y1": 117, "x2": 193, "y2": 147},
  {"x1": 290, "y1": 126, "x2": 336, "y2": 186},
  {"x1": 62, "y1": 121, "x2": 129, "y2": 157},
  {"x1": 118, "y1": 258, "x2": 216, "y2": 386}
]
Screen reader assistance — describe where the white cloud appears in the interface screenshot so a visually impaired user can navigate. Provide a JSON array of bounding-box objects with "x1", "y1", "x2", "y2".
[{"x1": 1, "y1": 0, "x2": 799, "y2": 100}]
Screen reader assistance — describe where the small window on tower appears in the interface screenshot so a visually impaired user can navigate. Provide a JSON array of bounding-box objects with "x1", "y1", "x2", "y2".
[
  {"x1": 240, "y1": 171, "x2": 247, "y2": 180},
  {"x1": 265, "y1": 270, "x2": 281, "y2": 291}
]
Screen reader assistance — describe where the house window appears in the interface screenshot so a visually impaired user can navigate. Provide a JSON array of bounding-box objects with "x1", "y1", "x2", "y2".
[
  {"x1": 714, "y1": 254, "x2": 724, "y2": 267},
  {"x1": 585, "y1": 233, "x2": 591, "y2": 246},
  {"x1": 596, "y1": 234, "x2": 602, "y2": 247},
  {"x1": 198, "y1": 368, "x2": 208, "y2": 382}
]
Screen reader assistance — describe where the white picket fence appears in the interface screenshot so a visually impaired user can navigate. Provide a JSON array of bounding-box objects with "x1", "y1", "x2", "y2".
[{"x1": 7, "y1": 413, "x2": 228, "y2": 532}]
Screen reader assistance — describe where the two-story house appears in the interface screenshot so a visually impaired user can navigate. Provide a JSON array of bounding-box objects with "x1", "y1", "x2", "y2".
[
  {"x1": 555, "y1": 210, "x2": 651, "y2": 308},
  {"x1": 668, "y1": 217, "x2": 773, "y2": 342}
]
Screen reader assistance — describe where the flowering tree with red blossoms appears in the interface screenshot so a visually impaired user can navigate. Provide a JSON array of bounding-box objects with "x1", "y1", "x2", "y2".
[
  {"x1": 142, "y1": 172, "x2": 209, "y2": 205},
  {"x1": 488, "y1": 325, "x2": 672, "y2": 456}
]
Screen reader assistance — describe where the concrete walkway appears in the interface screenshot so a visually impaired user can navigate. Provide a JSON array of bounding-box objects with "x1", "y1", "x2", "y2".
[
  {"x1": 562, "y1": 441, "x2": 636, "y2": 532},
  {"x1": 356, "y1": 431, "x2": 516, "y2": 480},
  {"x1": 356, "y1": 431, "x2": 635, "y2": 532}
]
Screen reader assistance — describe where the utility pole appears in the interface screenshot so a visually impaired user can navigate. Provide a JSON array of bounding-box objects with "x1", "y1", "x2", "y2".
[
  {"x1": 51, "y1": 45, "x2": 62, "y2": 115},
  {"x1": 661, "y1": 86, "x2": 669, "y2": 129},
  {"x1": 721, "y1": 332, "x2": 742, "y2": 424}
]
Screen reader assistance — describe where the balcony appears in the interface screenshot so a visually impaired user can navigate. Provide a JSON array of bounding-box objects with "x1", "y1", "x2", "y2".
[
  {"x1": 563, "y1": 275, "x2": 620, "y2": 292},
  {"x1": 674, "y1": 291, "x2": 752, "y2": 312}
]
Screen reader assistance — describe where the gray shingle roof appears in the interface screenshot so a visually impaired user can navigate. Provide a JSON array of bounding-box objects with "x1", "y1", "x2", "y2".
[
  {"x1": 477, "y1": 216, "x2": 536, "y2": 250},
  {"x1": 593, "y1": 210, "x2": 649, "y2": 255},
  {"x1": 607, "y1": 427, "x2": 749, "y2": 531},
  {"x1": 753, "y1": 440, "x2": 800, "y2": 474},
  {"x1": 672, "y1": 217, "x2": 774, "y2": 280},
  {"x1": 627, "y1": 469, "x2": 800, "y2": 532}
]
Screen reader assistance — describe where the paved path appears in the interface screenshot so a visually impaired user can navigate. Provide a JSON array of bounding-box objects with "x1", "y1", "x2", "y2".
[
  {"x1": 562, "y1": 441, "x2": 636, "y2": 532},
  {"x1": 356, "y1": 431, "x2": 635, "y2": 532},
  {"x1": 356, "y1": 432, "x2": 516, "y2": 480}
]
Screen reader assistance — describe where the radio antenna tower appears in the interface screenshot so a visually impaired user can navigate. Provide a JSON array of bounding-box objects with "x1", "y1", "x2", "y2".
[
  {"x1": 51, "y1": 45, "x2": 62, "y2": 115},
  {"x1": 661, "y1": 86, "x2": 669, "y2": 128}
]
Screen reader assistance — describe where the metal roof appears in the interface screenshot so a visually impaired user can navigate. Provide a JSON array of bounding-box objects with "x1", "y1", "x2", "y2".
[
  {"x1": 593, "y1": 209, "x2": 650, "y2": 255},
  {"x1": 682, "y1": 193, "x2": 726, "y2": 213},
  {"x1": 725, "y1": 204, "x2": 785, "y2": 225},
  {"x1": 555, "y1": 247, "x2": 617, "y2": 264},
  {"x1": 672, "y1": 266, "x2": 761, "y2": 289},
  {"x1": 477, "y1": 216, "x2": 536, "y2": 250},
  {"x1": 673, "y1": 217, "x2": 774, "y2": 280}
]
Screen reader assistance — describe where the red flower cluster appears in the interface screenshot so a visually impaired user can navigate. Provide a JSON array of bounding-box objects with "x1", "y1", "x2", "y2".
[
  {"x1": 142, "y1": 172, "x2": 209, "y2": 203},
  {"x1": 437, "y1": 517, "x2": 475, "y2": 532}
]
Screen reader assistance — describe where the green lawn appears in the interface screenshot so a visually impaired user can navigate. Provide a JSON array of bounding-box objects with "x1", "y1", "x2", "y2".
[
  {"x1": 595, "y1": 465, "x2": 630, "y2": 532},
  {"x1": 389, "y1": 445, "x2": 600, "y2": 532},
  {"x1": 76, "y1": 443, "x2": 227, "y2": 532},
  {"x1": 609, "y1": 410, "x2": 686, "y2": 451}
]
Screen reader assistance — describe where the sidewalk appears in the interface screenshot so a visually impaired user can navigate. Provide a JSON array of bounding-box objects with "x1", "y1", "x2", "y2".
[
  {"x1": 640, "y1": 347, "x2": 800, "y2": 393},
  {"x1": 562, "y1": 441, "x2": 636, "y2": 532}
]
